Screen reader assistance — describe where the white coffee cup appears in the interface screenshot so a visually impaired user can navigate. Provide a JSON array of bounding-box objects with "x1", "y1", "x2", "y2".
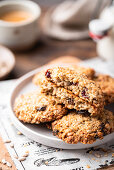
[{"x1": 0, "y1": 0, "x2": 41, "y2": 51}]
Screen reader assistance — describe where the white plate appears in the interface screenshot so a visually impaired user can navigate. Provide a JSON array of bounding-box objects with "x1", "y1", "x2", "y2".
[
  {"x1": 9, "y1": 65, "x2": 114, "y2": 149},
  {"x1": 0, "y1": 45, "x2": 15, "y2": 79}
]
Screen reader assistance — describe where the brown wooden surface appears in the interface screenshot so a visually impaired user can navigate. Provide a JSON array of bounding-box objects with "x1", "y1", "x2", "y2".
[
  {"x1": 7, "y1": 38, "x2": 97, "y2": 79},
  {"x1": 0, "y1": 6, "x2": 113, "y2": 170},
  {"x1": 0, "y1": 136, "x2": 17, "y2": 170}
]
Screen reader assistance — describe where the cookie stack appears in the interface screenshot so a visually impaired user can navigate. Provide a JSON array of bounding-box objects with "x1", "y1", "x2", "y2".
[{"x1": 14, "y1": 66, "x2": 114, "y2": 144}]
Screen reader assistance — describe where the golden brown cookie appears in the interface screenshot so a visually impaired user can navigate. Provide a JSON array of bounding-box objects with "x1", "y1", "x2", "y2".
[
  {"x1": 40, "y1": 83, "x2": 103, "y2": 116},
  {"x1": 14, "y1": 90, "x2": 67, "y2": 124},
  {"x1": 52, "y1": 110, "x2": 114, "y2": 144},
  {"x1": 33, "y1": 67, "x2": 104, "y2": 106},
  {"x1": 33, "y1": 67, "x2": 104, "y2": 116},
  {"x1": 70, "y1": 65, "x2": 95, "y2": 79},
  {"x1": 93, "y1": 74, "x2": 114, "y2": 104}
]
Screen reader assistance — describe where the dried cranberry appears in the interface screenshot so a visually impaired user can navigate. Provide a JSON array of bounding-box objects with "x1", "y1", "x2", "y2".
[
  {"x1": 36, "y1": 106, "x2": 47, "y2": 111},
  {"x1": 53, "y1": 129, "x2": 59, "y2": 136},
  {"x1": 82, "y1": 89, "x2": 86, "y2": 96},
  {"x1": 45, "y1": 70, "x2": 51, "y2": 78},
  {"x1": 81, "y1": 87, "x2": 88, "y2": 98}
]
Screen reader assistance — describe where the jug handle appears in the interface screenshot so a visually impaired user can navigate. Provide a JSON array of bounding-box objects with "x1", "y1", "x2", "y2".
[{"x1": 89, "y1": 19, "x2": 112, "y2": 41}]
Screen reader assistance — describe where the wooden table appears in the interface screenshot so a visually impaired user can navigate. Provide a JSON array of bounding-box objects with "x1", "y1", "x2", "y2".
[
  {"x1": 7, "y1": 38, "x2": 96, "y2": 79},
  {"x1": 0, "y1": 7, "x2": 113, "y2": 170}
]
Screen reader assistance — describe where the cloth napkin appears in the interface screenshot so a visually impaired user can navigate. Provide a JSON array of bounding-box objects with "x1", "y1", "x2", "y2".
[
  {"x1": 42, "y1": 0, "x2": 111, "y2": 40},
  {"x1": 0, "y1": 58, "x2": 114, "y2": 170}
]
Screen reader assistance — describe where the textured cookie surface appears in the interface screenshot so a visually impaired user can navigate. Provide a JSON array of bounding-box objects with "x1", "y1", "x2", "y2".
[
  {"x1": 33, "y1": 67, "x2": 104, "y2": 107},
  {"x1": 70, "y1": 65, "x2": 95, "y2": 79},
  {"x1": 52, "y1": 110, "x2": 114, "y2": 144},
  {"x1": 93, "y1": 74, "x2": 114, "y2": 104},
  {"x1": 33, "y1": 67, "x2": 104, "y2": 116},
  {"x1": 40, "y1": 82, "x2": 103, "y2": 116},
  {"x1": 14, "y1": 90, "x2": 67, "y2": 124}
]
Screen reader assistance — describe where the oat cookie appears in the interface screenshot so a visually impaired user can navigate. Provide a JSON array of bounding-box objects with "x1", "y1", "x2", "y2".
[
  {"x1": 93, "y1": 74, "x2": 114, "y2": 104},
  {"x1": 70, "y1": 65, "x2": 95, "y2": 79},
  {"x1": 14, "y1": 90, "x2": 67, "y2": 124},
  {"x1": 52, "y1": 110, "x2": 114, "y2": 144},
  {"x1": 33, "y1": 67, "x2": 104, "y2": 116},
  {"x1": 33, "y1": 67, "x2": 104, "y2": 107},
  {"x1": 40, "y1": 82, "x2": 103, "y2": 116}
]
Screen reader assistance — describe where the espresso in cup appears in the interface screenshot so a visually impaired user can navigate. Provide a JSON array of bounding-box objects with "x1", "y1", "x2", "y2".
[
  {"x1": 0, "y1": 10, "x2": 33, "y2": 22},
  {"x1": 0, "y1": 0, "x2": 41, "y2": 51}
]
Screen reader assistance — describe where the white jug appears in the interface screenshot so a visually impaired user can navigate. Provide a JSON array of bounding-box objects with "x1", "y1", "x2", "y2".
[{"x1": 89, "y1": 6, "x2": 114, "y2": 61}]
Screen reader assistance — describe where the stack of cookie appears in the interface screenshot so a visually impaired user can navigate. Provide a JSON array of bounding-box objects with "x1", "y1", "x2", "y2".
[{"x1": 14, "y1": 66, "x2": 114, "y2": 144}]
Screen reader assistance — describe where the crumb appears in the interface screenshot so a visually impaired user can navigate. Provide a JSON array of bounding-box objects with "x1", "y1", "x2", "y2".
[
  {"x1": 112, "y1": 153, "x2": 114, "y2": 157},
  {"x1": 96, "y1": 159, "x2": 100, "y2": 162},
  {"x1": 104, "y1": 153, "x2": 108, "y2": 157},
  {"x1": 10, "y1": 143, "x2": 14, "y2": 148},
  {"x1": 18, "y1": 157, "x2": 26, "y2": 161},
  {"x1": 45, "y1": 161, "x2": 48, "y2": 165},
  {"x1": 22, "y1": 153, "x2": 29, "y2": 157},
  {"x1": 86, "y1": 165, "x2": 91, "y2": 168},
  {"x1": 91, "y1": 158, "x2": 95, "y2": 161},
  {"x1": 94, "y1": 153, "x2": 101, "y2": 158},
  {"x1": 6, "y1": 162, "x2": 12, "y2": 168},
  {"x1": 14, "y1": 155, "x2": 18, "y2": 159},
  {"x1": 1, "y1": 159, "x2": 6, "y2": 164},
  {"x1": 17, "y1": 131, "x2": 22, "y2": 135},
  {"x1": 23, "y1": 144, "x2": 27, "y2": 147},
  {"x1": 4, "y1": 140, "x2": 11, "y2": 143},
  {"x1": 89, "y1": 150, "x2": 92, "y2": 154}
]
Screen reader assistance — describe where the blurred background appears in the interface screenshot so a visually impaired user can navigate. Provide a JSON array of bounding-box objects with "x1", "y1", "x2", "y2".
[
  {"x1": 0, "y1": 0, "x2": 113, "y2": 80},
  {"x1": 33, "y1": 0, "x2": 67, "y2": 6}
]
